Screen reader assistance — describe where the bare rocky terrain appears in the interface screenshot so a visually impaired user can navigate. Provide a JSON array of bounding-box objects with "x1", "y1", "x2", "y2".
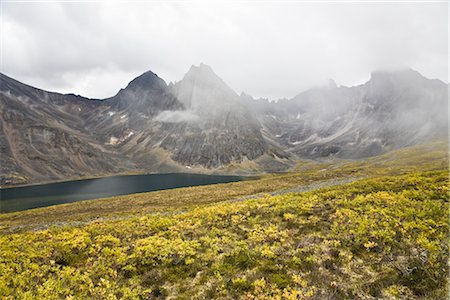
[{"x1": 0, "y1": 65, "x2": 447, "y2": 186}]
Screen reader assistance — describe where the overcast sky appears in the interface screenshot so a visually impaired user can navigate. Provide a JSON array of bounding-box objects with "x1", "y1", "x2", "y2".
[{"x1": 1, "y1": 1, "x2": 448, "y2": 100}]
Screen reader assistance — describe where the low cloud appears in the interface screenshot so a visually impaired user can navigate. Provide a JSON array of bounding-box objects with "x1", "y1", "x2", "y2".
[{"x1": 154, "y1": 110, "x2": 199, "y2": 123}]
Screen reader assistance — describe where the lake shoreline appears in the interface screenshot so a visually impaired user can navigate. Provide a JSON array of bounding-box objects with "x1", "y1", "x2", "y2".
[{"x1": 0, "y1": 173, "x2": 246, "y2": 213}]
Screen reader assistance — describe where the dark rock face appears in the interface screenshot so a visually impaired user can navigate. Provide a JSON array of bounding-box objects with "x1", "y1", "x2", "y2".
[
  {"x1": 164, "y1": 63, "x2": 271, "y2": 168},
  {"x1": 0, "y1": 74, "x2": 131, "y2": 185},
  {"x1": 107, "y1": 70, "x2": 183, "y2": 114},
  {"x1": 0, "y1": 67, "x2": 447, "y2": 186}
]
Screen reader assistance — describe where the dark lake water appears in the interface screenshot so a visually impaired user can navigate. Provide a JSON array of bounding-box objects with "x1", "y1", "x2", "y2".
[{"x1": 0, "y1": 173, "x2": 243, "y2": 213}]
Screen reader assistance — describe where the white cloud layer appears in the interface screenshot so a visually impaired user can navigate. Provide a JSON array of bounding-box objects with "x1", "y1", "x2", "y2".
[{"x1": 1, "y1": 1, "x2": 448, "y2": 100}]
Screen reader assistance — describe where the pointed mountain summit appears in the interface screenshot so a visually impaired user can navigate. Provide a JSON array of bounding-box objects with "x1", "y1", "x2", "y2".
[
  {"x1": 108, "y1": 70, "x2": 183, "y2": 114},
  {"x1": 122, "y1": 70, "x2": 167, "y2": 92},
  {"x1": 182, "y1": 63, "x2": 230, "y2": 89},
  {"x1": 171, "y1": 63, "x2": 240, "y2": 110},
  {"x1": 159, "y1": 63, "x2": 279, "y2": 168}
]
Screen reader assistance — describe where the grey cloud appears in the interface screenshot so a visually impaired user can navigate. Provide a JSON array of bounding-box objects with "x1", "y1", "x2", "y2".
[{"x1": 1, "y1": 2, "x2": 447, "y2": 100}]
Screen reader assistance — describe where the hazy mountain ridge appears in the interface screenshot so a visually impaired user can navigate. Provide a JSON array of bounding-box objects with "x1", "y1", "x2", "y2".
[
  {"x1": 244, "y1": 68, "x2": 448, "y2": 158},
  {"x1": 0, "y1": 66, "x2": 447, "y2": 186}
]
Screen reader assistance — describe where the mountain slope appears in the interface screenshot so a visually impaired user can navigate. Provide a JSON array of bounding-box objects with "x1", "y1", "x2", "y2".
[
  {"x1": 0, "y1": 66, "x2": 448, "y2": 186},
  {"x1": 0, "y1": 71, "x2": 188, "y2": 185},
  {"x1": 0, "y1": 73, "x2": 130, "y2": 185},
  {"x1": 165, "y1": 63, "x2": 288, "y2": 168},
  {"x1": 247, "y1": 69, "x2": 448, "y2": 158}
]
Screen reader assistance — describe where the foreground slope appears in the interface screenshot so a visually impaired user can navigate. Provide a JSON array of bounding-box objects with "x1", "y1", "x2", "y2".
[{"x1": 0, "y1": 140, "x2": 448, "y2": 299}]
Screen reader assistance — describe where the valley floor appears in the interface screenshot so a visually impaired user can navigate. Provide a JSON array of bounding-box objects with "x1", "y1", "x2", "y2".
[{"x1": 0, "y1": 140, "x2": 448, "y2": 299}]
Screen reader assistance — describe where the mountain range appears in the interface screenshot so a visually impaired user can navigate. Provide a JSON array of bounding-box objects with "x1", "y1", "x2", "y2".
[{"x1": 0, "y1": 64, "x2": 447, "y2": 186}]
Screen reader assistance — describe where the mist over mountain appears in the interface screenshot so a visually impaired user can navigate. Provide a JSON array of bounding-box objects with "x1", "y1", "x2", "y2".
[
  {"x1": 247, "y1": 68, "x2": 448, "y2": 158},
  {"x1": 0, "y1": 65, "x2": 447, "y2": 186}
]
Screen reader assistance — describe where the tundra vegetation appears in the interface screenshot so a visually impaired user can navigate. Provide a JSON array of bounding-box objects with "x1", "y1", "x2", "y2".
[{"x1": 0, "y1": 140, "x2": 448, "y2": 299}]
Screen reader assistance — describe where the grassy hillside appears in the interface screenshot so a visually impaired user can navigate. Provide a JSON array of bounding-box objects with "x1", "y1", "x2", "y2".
[
  {"x1": 0, "y1": 139, "x2": 447, "y2": 232},
  {"x1": 0, "y1": 140, "x2": 448, "y2": 299}
]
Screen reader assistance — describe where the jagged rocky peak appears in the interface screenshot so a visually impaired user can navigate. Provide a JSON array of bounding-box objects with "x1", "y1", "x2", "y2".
[
  {"x1": 109, "y1": 69, "x2": 182, "y2": 113},
  {"x1": 180, "y1": 63, "x2": 225, "y2": 91},
  {"x1": 122, "y1": 70, "x2": 167, "y2": 93},
  {"x1": 171, "y1": 63, "x2": 240, "y2": 110},
  {"x1": 184, "y1": 63, "x2": 221, "y2": 83},
  {"x1": 158, "y1": 64, "x2": 272, "y2": 168}
]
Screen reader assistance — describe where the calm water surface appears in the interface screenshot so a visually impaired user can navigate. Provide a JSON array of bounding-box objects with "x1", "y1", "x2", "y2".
[{"x1": 0, "y1": 173, "x2": 243, "y2": 213}]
